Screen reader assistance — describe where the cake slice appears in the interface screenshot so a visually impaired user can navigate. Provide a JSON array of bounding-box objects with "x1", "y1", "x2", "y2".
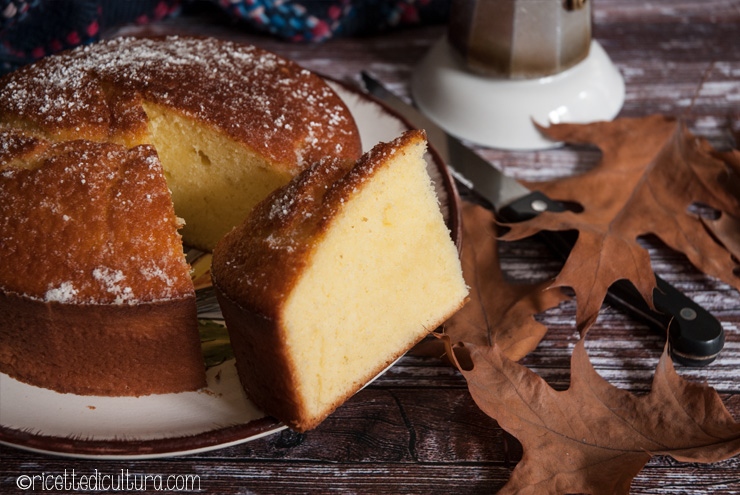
[
  {"x1": 211, "y1": 130, "x2": 468, "y2": 431},
  {"x1": 0, "y1": 134, "x2": 204, "y2": 395}
]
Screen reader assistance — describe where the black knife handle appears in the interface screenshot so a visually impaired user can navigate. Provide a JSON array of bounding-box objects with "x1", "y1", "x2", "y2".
[{"x1": 497, "y1": 191, "x2": 724, "y2": 366}]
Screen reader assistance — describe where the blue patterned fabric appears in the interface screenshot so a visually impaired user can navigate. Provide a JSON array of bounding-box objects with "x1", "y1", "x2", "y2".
[
  {"x1": 0, "y1": 0, "x2": 182, "y2": 74},
  {"x1": 217, "y1": 0, "x2": 449, "y2": 41},
  {"x1": 0, "y1": 0, "x2": 450, "y2": 74}
]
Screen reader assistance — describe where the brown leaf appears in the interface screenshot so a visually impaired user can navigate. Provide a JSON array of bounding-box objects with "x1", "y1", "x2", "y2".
[
  {"x1": 705, "y1": 149, "x2": 740, "y2": 257},
  {"x1": 501, "y1": 116, "x2": 740, "y2": 331},
  {"x1": 615, "y1": 124, "x2": 740, "y2": 281},
  {"x1": 447, "y1": 337, "x2": 740, "y2": 495},
  {"x1": 415, "y1": 202, "x2": 569, "y2": 361}
]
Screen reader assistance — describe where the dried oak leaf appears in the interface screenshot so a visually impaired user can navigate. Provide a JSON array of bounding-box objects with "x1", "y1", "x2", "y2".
[
  {"x1": 447, "y1": 337, "x2": 740, "y2": 495},
  {"x1": 705, "y1": 148, "x2": 740, "y2": 255},
  {"x1": 500, "y1": 115, "x2": 740, "y2": 331},
  {"x1": 414, "y1": 202, "x2": 569, "y2": 361}
]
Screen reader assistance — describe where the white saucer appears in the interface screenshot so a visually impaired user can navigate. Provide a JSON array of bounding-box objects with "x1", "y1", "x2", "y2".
[{"x1": 411, "y1": 38, "x2": 625, "y2": 151}]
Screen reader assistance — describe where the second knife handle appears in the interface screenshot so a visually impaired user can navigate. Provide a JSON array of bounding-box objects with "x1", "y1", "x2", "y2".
[{"x1": 496, "y1": 190, "x2": 724, "y2": 366}]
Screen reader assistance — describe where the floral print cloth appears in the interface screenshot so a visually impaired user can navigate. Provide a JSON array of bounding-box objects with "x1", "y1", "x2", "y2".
[{"x1": 0, "y1": 0, "x2": 450, "y2": 74}]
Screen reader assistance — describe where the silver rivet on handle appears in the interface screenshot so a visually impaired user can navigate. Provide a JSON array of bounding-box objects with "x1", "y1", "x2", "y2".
[
  {"x1": 679, "y1": 307, "x2": 698, "y2": 321},
  {"x1": 531, "y1": 199, "x2": 548, "y2": 212}
]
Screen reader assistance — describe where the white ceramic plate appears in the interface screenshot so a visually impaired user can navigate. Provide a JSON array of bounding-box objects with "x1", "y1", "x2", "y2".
[{"x1": 0, "y1": 80, "x2": 460, "y2": 459}]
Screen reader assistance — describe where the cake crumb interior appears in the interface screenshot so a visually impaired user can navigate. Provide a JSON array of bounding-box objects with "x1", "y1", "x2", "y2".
[
  {"x1": 143, "y1": 102, "x2": 294, "y2": 251},
  {"x1": 281, "y1": 143, "x2": 467, "y2": 418}
]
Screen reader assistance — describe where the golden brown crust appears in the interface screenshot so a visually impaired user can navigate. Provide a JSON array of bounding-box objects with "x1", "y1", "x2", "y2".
[
  {"x1": 0, "y1": 291, "x2": 204, "y2": 396},
  {"x1": 215, "y1": 287, "x2": 306, "y2": 428},
  {"x1": 0, "y1": 36, "x2": 362, "y2": 172},
  {"x1": 0, "y1": 130, "x2": 50, "y2": 164},
  {"x1": 0, "y1": 135, "x2": 193, "y2": 303}
]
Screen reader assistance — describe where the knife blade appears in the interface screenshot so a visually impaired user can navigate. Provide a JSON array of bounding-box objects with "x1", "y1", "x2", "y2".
[{"x1": 360, "y1": 71, "x2": 724, "y2": 366}]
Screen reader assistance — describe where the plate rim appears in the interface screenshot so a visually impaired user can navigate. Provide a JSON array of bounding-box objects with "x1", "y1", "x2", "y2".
[{"x1": 0, "y1": 418, "x2": 287, "y2": 460}]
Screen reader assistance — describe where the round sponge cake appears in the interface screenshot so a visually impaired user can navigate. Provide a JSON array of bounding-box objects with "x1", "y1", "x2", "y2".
[{"x1": 0, "y1": 36, "x2": 362, "y2": 396}]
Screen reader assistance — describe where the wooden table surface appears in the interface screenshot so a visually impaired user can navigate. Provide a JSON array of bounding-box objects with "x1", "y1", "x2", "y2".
[{"x1": 1, "y1": 1, "x2": 739, "y2": 493}]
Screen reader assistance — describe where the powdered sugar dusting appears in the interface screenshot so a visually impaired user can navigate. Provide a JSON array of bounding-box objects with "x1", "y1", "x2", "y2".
[
  {"x1": 0, "y1": 137, "x2": 193, "y2": 304},
  {"x1": 92, "y1": 267, "x2": 135, "y2": 304},
  {"x1": 139, "y1": 261, "x2": 178, "y2": 290},
  {"x1": 45, "y1": 281, "x2": 79, "y2": 303},
  {"x1": 0, "y1": 36, "x2": 360, "y2": 171}
]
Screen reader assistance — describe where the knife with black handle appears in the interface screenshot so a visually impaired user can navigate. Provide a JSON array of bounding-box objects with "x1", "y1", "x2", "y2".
[{"x1": 360, "y1": 71, "x2": 724, "y2": 366}]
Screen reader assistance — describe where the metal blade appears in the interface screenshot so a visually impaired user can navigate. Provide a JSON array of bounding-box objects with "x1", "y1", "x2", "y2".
[{"x1": 360, "y1": 72, "x2": 530, "y2": 210}]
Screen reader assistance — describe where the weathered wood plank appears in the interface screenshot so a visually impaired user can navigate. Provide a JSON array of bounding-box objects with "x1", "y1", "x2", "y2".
[{"x1": 1, "y1": 2, "x2": 737, "y2": 494}]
